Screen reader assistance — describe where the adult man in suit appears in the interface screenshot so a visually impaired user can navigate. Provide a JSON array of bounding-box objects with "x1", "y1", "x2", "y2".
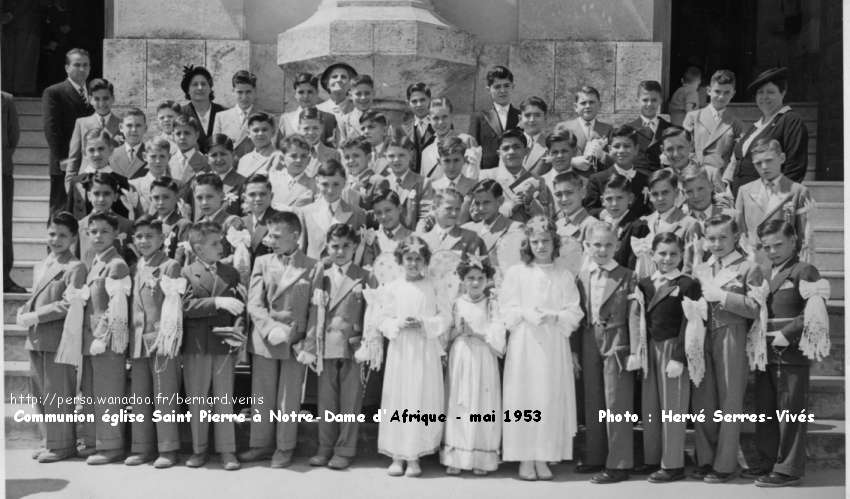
[
  {"x1": 682, "y1": 70, "x2": 744, "y2": 173},
  {"x1": 3, "y1": 91, "x2": 25, "y2": 292},
  {"x1": 279, "y1": 72, "x2": 339, "y2": 146},
  {"x1": 42, "y1": 48, "x2": 93, "y2": 214},
  {"x1": 627, "y1": 80, "x2": 672, "y2": 177},
  {"x1": 401, "y1": 82, "x2": 435, "y2": 174},
  {"x1": 212, "y1": 70, "x2": 258, "y2": 159},
  {"x1": 555, "y1": 86, "x2": 614, "y2": 175},
  {"x1": 468, "y1": 66, "x2": 520, "y2": 171}
]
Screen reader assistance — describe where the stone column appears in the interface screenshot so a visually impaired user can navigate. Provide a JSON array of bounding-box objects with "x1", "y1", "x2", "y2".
[{"x1": 276, "y1": 0, "x2": 477, "y2": 124}]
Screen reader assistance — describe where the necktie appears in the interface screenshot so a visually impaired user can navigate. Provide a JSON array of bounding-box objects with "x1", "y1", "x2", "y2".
[
  {"x1": 100, "y1": 115, "x2": 106, "y2": 128},
  {"x1": 78, "y1": 85, "x2": 86, "y2": 102},
  {"x1": 279, "y1": 254, "x2": 290, "y2": 267},
  {"x1": 583, "y1": 121, "x2": 593, "y2": 140},
  {"x1": 128, "y1": 146, "x2": 135, "y2": 164}
]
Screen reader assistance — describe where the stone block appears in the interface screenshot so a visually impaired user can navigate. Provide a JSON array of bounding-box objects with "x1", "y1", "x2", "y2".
[
  {"x1": 508, "y1": 40, "x2": 555, "y2": 110},
  {"x1": 328, "y1": 21, "x2": 375, "y2": 55},
  {"x1": 373, "y1": 56, "x2": 476, "y2": 112},
  {"x1": 518, "y1": 0, "x2": 653, "y2": 41},
  {"x1": 146, "y1": 39, "x2": 205, "y2": 106},
  {"x1": 206, "y1": 40, "x2": 252, "y2": 108},
  {"x1": 103, "y1": 39, "x2": 146, "y2": 107},
  {"x1": 473, "y1": 44, "x2": 510, "y2": 112},
  {"x1": 251, "y1": 43, "x2": 285, "y2": 113},
  {"x1": 113, "y1": 0, "x2": 245, "y2": 39},
  {"x1": 374, "y1": 21, "x2": 418, "y2": 55},
  {"x1": 278, "y1": 25, "x2": 332, "y2": 65},
  {"x1": 614, "y1": 42, "x2": 663, "y2": 113},
  {"x1": 417, "y1": 24, "x2": 476, "y2": 65},
  {"x1": 554, "y1": 41, "x2": 616, "y2": 115}
]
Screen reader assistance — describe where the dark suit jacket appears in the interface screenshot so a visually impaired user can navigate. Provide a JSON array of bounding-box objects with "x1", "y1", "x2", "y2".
[
  {"x1": 2, "y1": 92, "x2": 19, "y2": 176},
  {"x1": 765, "y1": 257, "x2": 821, "y2": 365},
  {"x1": 160, "y1": 210, "x2": 193, "y2": 260},
  {"x1": 181, "y1": 102, "x2": 227, "y2": 153},
  {"x1": 614, "y1": 212, "x2": 649, "y2": 270},
  {"x1": 637, "y1": 274, "x2": 701, "y2": 363},
  {"x1": 402, "y1": 119, "x2": 436, "y2": 174},
  {"x1": 468, "y1": 104, "x2": 520, "y2": 170},
  {"x1": 42, "y1": 80, "x2": 93, "y2": 175},
  {"x1": 241, "y1": 207, "x2": 281, "y2": 262},
  {"x1": 731, "y1": 108, "x2": 809, "y2": 191},
  {"x1": 584, "y1": 167, "x2": 651, "y2": 216},
  {"x1": 182, "y1": 260, "x2": 243, "y2": 355},
  {"x1": 23, "y1": 253, "x2": 87, "y2": 352},
  {"x1": 626, "y1": 116, "x2": 672, "y2": 177}
]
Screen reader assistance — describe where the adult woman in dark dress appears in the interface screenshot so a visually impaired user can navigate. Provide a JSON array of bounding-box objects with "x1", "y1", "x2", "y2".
[
  {"x1": 727, "y1": 67, "x2": 809, "y2": 195},
  {"x1": 180, "y1": 65, "x2": 225, "y2": 153}
]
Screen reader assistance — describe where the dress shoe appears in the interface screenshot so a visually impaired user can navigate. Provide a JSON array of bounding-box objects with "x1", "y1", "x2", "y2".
[
  {"x1": 704, "y1": 470, "x2": 735, "y2": 483},
  {"x1": 37, "y1": 448, "x2": 75, "y2": 463},
  {"x1": 77, "y1": 445, "x2": 97, "y2": 459},
  {"x1": 591, "y1": 468, "x2": 630, "y2": 484},
  {"x1": 327, "y1": 456, "x2": 351, "y2": 470},
  {"x1": 154, "y1": 452, "x2": 178, "y2": 469},
  {"x1": 86, "y1": 449, "x2": 124, "y2": 465},
  {"x1": 221, "y1": 452, "x2": 240, "y2": 471},
  {"x1": 31, "y1": 447, "x2": 46, "y2": 460},
  {"x1": 575, "y1": 463, "x2": 603, "y2": 474},
  {"x1": 404, "y1": 460, "x2": 422, "y2": 477},
  {"x1": 5, "y1": 281, "x2": 27, "y2": 293},
  {"x1": 741, "y1": 467, "x2": 770, "y2": 479},
  {"x1": 632, "y1": 463, "x2": 660, "y2": 474},
  {"x1": 270, "y1": 449, "x2": 293, "y2": 468},
  {"x1": 648, "y1": 468, "x2": 686, "y2": 483},
  {"x1": 472, "y1": 469, "x2": 488, "y2": 476},
  {"x1": 755, "y1": 472, "x2": 801, "y2": 487},
  {"x1": 186, "y1": 453, "x2": 208, "y2": 468},
  {"x1": 237, "y1": 447, "x2": 273, "y2": 462},
  {"x1": 124, "y1": 453, "x2": 156, "y2": 466},
  {"x1": 387, "y1": 460, "x2": 404, "y2": 476},
  {"x1": 689, "y1": 464, "x2": 712, "y2": 480},
  {"x1": 309, "y1": 454, "x2": 330, "y2": 467}
]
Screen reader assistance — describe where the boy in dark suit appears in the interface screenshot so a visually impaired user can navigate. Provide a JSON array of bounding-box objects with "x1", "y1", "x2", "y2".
[
  {"x1": 468, "y1": 65, "x2": 520, "y2": 170},
  {"x1": 181, "y1": 221, "x2": 247, "y2": 470},
  {"x1": 125, "y1": 216, "x2": 183, "y2": 468},
  {"x1": 576, "y1": 221, "x2": 642, "y2": 483},
  {"x1": 74, "y1": 172, "x2": 134, "y2": 267},
  {"x1": 626, "y1": 80, "x2": 672, "y2": 177},
  {"x1": 150, "y1": 177, "x2": 192, "y2": 259},
  {"x1": 241, "y1": 173, "x2": 280, "y2": 262},
  {"x1": 554, "y1": 85, "x2": 613, "y2": 175},
  {"x1": 369, "y1": 136, "x2": 425, "y2": 230},
  {"x1": 18, "y1": 212, "x2": 86, "y2": 463},
  {"x1": 212, "y1": 70, "x2": 259, "y2": 159},
  {"x1": 110, "y1": 108, "x2": 148, "y2": 180},
  {"x1": 597, "y1": 174, "x2": 649, "y2": 270},
  {"x1": 300, "y1": 223, "x2": 378, "y2": 470},
  {"x1": 584, "y1": 125, "x2": 650, "y2": 216},
  {"x1": 518, "y1": 96, "x2": 549, "y2": 174},
  {"x1": 241, "y1": 211, "x2": 322, "y2": 468},
  {"x1": 403, "y1": 82, "x2": 435, "y2": 174},
  {"x1": 278, "y1": 72, "x2": 338, "y2": 145},
  {"x1": 42, "y1": 48, "x2": 93, "y2": 212},
  {"x1": 79, "y1": 213, "x2": 131, "y2": 465}
]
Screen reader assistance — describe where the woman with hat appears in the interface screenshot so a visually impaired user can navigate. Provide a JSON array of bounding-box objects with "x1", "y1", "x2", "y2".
[
  {"x1": 726, "y1": 67, "x2": 809, "y2": 195},
  {"x1": 316, "y1": 62, "x2": 357, "y2": 119},
  {"x1": 180, "y1": 65, "x2": 226, "y2": 153}
]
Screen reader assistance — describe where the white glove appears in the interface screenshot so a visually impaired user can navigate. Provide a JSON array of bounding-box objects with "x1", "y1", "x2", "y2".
[
  {"x1": 267, "y1": 325, "x2": 291, "y2": 346},
  {"x1": 767, "y1": 331, "x2": 790, "y2": 347},
  {"x1": 16, "y1": 311, "x2": 38, "y2": 328},
  {"x1": 89, "y1": 338, "x2": 107, "y2": 355},
  {"x1": 625, "y1": 354, "x2": 642, "y2": 371},
  {"x1": 665, "y1": 359, "x2": 684, "y2": 378},
  {"x1": 702, "y1": 284, "x2": 726, "y2": 303},
  {"x1": 214, "y1": 297, "x2": 244, "y2": 315},
  {"x1": 296, "y1": 350, "x2": 317, "y2": 366}
]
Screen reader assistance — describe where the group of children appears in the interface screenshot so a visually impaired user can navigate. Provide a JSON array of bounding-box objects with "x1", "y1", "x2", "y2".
[{"x1": 20, "y1": 62, "x2": 828, "y2": 488}]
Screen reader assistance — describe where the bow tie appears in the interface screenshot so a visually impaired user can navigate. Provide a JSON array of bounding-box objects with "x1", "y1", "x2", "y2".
[
  {"x1": 588, "y1": 262, "x2": 612, "y2": 274},
  {"x1": 651, "y1": 271, "x2": 680, "y2": 283},
  {"x1": 615, "y1": 168, "x2": 636, "y2": 180}
]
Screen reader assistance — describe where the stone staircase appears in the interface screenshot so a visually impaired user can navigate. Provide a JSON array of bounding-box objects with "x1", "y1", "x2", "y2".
[{"x1": 3, "y1": 98, "x2": 844, "y2": 467}]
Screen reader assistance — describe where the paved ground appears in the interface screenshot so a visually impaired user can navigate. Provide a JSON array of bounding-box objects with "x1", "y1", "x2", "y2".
[{"x1": 3, "y1": 450, "x2": 846, "y2": 499}]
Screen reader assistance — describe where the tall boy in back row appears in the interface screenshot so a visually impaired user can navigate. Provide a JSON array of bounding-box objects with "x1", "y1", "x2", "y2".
[
  {"x1": 468, "y1": 66, "x2": 520, "y2": 171},
  {"x1": 626, "y1": 80, "x2": 671, "y2": 177}
]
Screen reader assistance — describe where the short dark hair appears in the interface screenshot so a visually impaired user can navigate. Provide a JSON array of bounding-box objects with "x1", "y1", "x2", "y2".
[
  {"x1": 603, "y1": 173, "x2": 632, "y2": 193},
  {"x1": 394, "y1": 235, "x2": 432, "y2": 265},
  {"x1": 316, "y1": 158, "x2": 346, "y2": 179},
  {"x1": 370, "y1": 187, "x2": 401, "y2": 207},
  {"x1": 89, "y1": 172, "x2": 120, "y2": 193},
  {"x1": 150, "y1": 177, "x2": 180, "y2": 193},
  {"x1": 486, "y1": 65, "x2": 514, "y2": 86},
  {"x1": 359, "y1": 109, "x2": 387, "y2": 126},
  {"x1": 437, "y1": 136, "x2": 467, "y2": 157},
  {"x1": 232, "y1": 70, "x2": 257, "y2": 88},
  {"x1": 326, "y1": 223, "x2": 360, "y2": 245},
  {"x1": 88, "y1": 211, "x2": 119, "y2": 230},
  {"x1": 610, "y1": 124, "x2": 638, "y2": 146},
  {"x1": 187, "y1": 221, "x2": 222, "y2": 249},
  {"x1": 648, "y1": 168, "x2": 678, "y2": 189},
  {"x1": 208, "y1": 133, "x2": 234, "y2": 153},
  {"x1": 193, "y1": 172, "x2": 224, "y2": 192},
  {"x1": 247, "y1": 111, "x2": 274, "y2": 128},
  {"x1": 757, "y1": 219, "x2": 797, "y2": 240},
  {"x1": 406, "y1": 82, "x2": 431, "y2": 100},
  {"x1": 50, "y1": 211, "x2": 79, "y2": 235},
  {"x1": 350, "y1": 74, "x2": 374, "y2": 89},
  {"x1": 575, "y1": 85, "x2": 601, "y2": 101},
  {"x1": 156, "y1": 100, "x2": 182, "y2": 114},
  {"x1": 705, "y1": 213, "x2": 739, "y2": 234},
  {"x1": 545, "y1": 129, "x2": 577, "y2": 150},
  {"x1": 244, "y1": 173, "x2": 272, "y2": 191},
  {"x1": 266, "y1": 210, "x2": 302, "y2": 234},
  {"x1": 81, "y1": 68, "x2": 108, "y2": 98},
  {"x1": 65, "y1": 48, "x2": 90, "y2": 65},
  {"x1": 429, "y1": 97, "x2": 453, "y2": 112},
  {"x1": 133, "y1": 214, "x2": 163, "y2": 233},
  {"x1": 519, "y1": 96, "x2": 548, "y2": 114},
  {"x1": 499, "y1": 128, "x2": 527, "y2": 148},
  {"x1": 637, "y1": 80, "x2": 663, "y2": 95},
  {"x1": 293, "y1": 72, "x2": 319, "y2": 90},
  {"x1": 277, "y1": 134, "x2": 311, "y2": 153},
  {"x1": 652, "y1": 231, "x2": 684, "y2": 251},
  {"x1": 660, "y1": 125, "x2": 690, "y2": 144},
  {"x1": 340, "y1": 136, "x2": 372, "y2": 155},
  {"x1": 173, "y1": 115, "x2": 203, "y2": 134},
  {"x1": 710, "y1": 69, "x2": 736, "y2": 86},
  {"x1": 122, "y1": 107, "x2": 146, "y2": 123},
  {"x1": 298, "y1": 107, "x2": 321, "y2": 123},
  {"x1": 552, "y1": 171, "x2": 585, "y2": 189},
  {"x1": 470, "y1": 178, "x2": 503, "y2": 199}
]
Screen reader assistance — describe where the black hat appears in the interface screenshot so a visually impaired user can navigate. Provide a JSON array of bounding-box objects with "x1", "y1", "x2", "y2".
[
  {"x1": 320, "y1": 62, "x2": 358, "y2": 93},
  {"x1": 747, "y1": 67, "x2": 788, "y2": 93}
]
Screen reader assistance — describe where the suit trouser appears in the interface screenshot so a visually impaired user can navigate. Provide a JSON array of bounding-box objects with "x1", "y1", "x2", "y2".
[
  {"x1": 129, "y1": 356, "x2": 181, "y2": 454},
  {"x1": 49, "y1": 173, "x2": 66, "y2": 218},
  {"x1": 642, "y1": 338, "x2": 689, "y2": 469},
  {"x1": 183, "y1": 353, "x2": 236, "y2": 454},
  {"x1": 80, "y1": 352, "x2": 127, "y2": 450},
  {"x1": 691, "y1": 325, "x2": 749, "y2": 473},
  {"x1": 754, "y1": 363, "x2": 809, "y2": 477},
  {"x1": 3, "y1": 174, "x2": 13, "y2": 283},
  {"x1": 248, "y1": 355, "x2": 305, "y2": 451},
  {"x1": 317, "y1": 358, "x2": 364, "y2": 458},
  {"x1": 28, "y1": 350, "x2": 76, "y2": 450},
  {"x1": 582, "y1": 328, "x2": 635, "y2": 469}
]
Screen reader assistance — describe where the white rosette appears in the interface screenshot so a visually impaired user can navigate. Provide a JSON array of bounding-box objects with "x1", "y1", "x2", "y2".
[
  {"x1": 798, "y1": 279, "x2": 831, "y2": 361},
  {"x1": 681, "y1": 296, "x2": 708, "y2": 386},
  {"x1": 226, "y1": 226, "x2": 252, "y2": 286},
  {"x1": 54, "y1": 285, "x2": 90, "y2": 367},
  {"x1": 630, "y1": 233, "x2": 654, "y2": 279},
  {"x1": 102, "y1": 276, "x2": 132, "y2": 354},
  {"x1": 463, "y1": 146, "x2": 482, "y2": 180},
  {"x1": 745, "y1": 280, "x2": 770, "y2": 371},
  {"x1": 152, "y1": 276, "x2": 187, "y2": 358},
  {"x1": 628, "y1": 287, "x2": 648, "y2": 376}
]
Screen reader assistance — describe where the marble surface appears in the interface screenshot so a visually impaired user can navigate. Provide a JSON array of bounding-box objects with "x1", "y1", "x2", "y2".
[
  {"x1": 103, "y1": 39, "x2": 146, "y2": 108},
  {"x1": 554, "y1": 41, "x2": 617, "y2": 115},
  {"x1": 509, "y1": 40, "x2": 555, "y2": 111},
  {"x1": 113, "y1": 0, "x2": 245, "y2": 39},
  {"x1": 518, "y1": 0, "x2": 654, "y2": 41},
  {"x1": 251, "y1": 43, "x2": 286, "y2": 113},
  {"x1": 206, "y1": 40, "x2": 252, "y2": 109},
  {"x1": 614, "y1": 42, "x2": 663, "y2": 112},
  {"x1": 146, "y1": 39, "x2": 206, "y2": 105}
]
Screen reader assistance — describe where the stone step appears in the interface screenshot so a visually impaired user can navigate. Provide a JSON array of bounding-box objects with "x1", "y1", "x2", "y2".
[
  {"x1": 804, "y1": 181, "x2": 843, "y2": 202},
  {"x1": 12, "y1": 238, "x2": 48, "y2": 261},
  {"x1": 814, "y1": 226, "x2": 843, "y2": 248},
  {"x1": 4, "y1": 325, "x2": 28, "y2": 362},
  {"x1": 816, "y1": 202, "x2": 843, "y2": 226},
  {"x1": 13, "y1": 147, "x2": 50, "y2": 165},
  {"x1": 3, "y1": 293, "x2": 29, "y2": 320},
  {"x1": 10, "y1": 260, "x2": 38, "y2": 290},
  {"x1": 12, "y1": 197, "x2": 48, "y2": 219},
  {"x1": 807, "y1": 376, "x2": 845, "y2": 420},
  {"x1": 822, "y1": 271, "x2": 844, "y2": 300},
  {"x1": 5, "y1": 361, "x2": 31, "y2": 402},
  {"x1": 18, "y1": 114, "x2": 44, "y2": 131},
  {"x1": 18, "y1": 130, "x2": 46, "y2": 148},
  {"x1": 12, "y1": 217, "x2": 46, "y2": 240},
  {"x1": 14, "y1": 175, "x2": 50, "y2": 198},
  {"x1": 14, "y1": 98, "x2": 42, "y2": 116},
  {"x1": 13, "y1": 163, "x2": 50, "y2": 176},
  {"x1": 814, "y1": 248, "x2": 843, "y2": 272}
]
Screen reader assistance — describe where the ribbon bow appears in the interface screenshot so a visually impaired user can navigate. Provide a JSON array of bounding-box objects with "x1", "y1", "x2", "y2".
[
  {"x1": 798, "y1": 279, "x2": 831, "y2": 361},
  {"x1": 98, "y1": 276, "x2": 132, "y2": 354},
  {"x1": 54, "y1": 285, "x2": 91, "y2": 367},
  {"x1": 628, "y1": 288, "x2": 648, "y2": 376},
  {"x1": 746, "y1": 280, "x2": 770, "y2": 371},
  {"x1": 630, "y1": 235, "x2": 654, "y2": 279},
  {"x1": 152, "y1": 276, "x2": 188, "y2": 358},
  {"x1": 681, "y1": 296, "x2": 707, "y2": 386}
]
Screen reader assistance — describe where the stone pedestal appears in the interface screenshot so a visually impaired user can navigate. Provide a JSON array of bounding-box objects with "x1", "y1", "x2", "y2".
[{"x1": 277, "y1": 0, "x2": 477, "y2": 123}]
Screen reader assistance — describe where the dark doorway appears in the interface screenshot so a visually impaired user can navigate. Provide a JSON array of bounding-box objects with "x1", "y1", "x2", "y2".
[
  {"x1": 670, "y1": 0, "x2": 758, "y2": 103},
  {"x1": 1, "y1": 0, "x2": 105, "y2": 97}
]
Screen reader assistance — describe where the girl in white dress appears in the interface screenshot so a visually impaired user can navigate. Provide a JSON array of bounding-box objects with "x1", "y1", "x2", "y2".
[
  {"x1": 441, "y1": 255, "x2": 505, "y2": 476},
  {"x1": 377, "y1": 236, "x2": 449, "y2": 477},
  {"x1": 500, "y1": 215, "x2": 584, "y2": 480}
]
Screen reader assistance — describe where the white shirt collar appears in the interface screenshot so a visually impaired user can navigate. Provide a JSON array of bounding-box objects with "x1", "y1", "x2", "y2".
[
  {"x1": 82, "y1": 164, "x2": 113, "y2": 174},
  {"x1": 656, "y1": 206, "x2": 676, "y2": 222},
  {"x1": 252, "y1": 208, "x2": 268, "y2": 226},
  {"x1": 642, "y1": 115, "x2": 659, "y2": 127},
  {"x1": 651, "y1": 269, "x2": 682, "y2": 282},
  {"x1": 707, "y1": 249, "x2": 742, "y2": 268},
  {"x1": 176, "y1": 147, "x2": 197, "y2": 161},
  {"x1": 332, "y1": 262, "x2": 352, "y2": 274},
  {"x1": 613, "y1": 165, "x2": 636, "y2": 179},
  {"x1": 588, "y1": 259, "x2": 618, "y2": 273},
  {"x1": 68, "y1": 78, "x2": 86, "y2": 96},
  {"x1": 493, "y1": 102, "x2": 510, "y2": 115}
]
